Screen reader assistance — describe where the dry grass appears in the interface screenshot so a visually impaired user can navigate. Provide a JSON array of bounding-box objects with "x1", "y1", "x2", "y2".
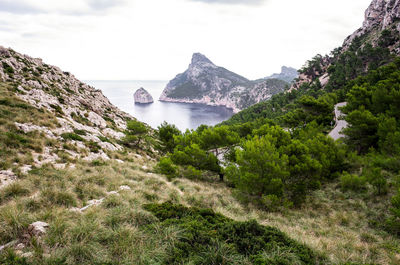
[{"x1": 0, "y1": 144, "x2": 399, "y2": 264}]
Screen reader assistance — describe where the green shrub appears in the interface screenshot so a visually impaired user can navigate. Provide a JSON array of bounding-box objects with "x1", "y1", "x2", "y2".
[
  {"x1": 0, "y1": 250, "x2": 29, "y2": 265},
  {"x1": 123, "y1": 120, "x2": 148, "y2": 148},
  {"x1": 49, "y1": 104, "x2": 64, "y2": 115},
  {"x1": 364, "y1": 167, "x2": 388, "y2": 195},
  {"x1": 340, "y1": 172, "x2": 366, "y2": 192},
  {"x1": 144, "y1": 202, "x2": 324, "y2": 265},
  {"x1": 61, "y1": 133, "x2": 84, "y2": 142},
  {"x1": 86, "y1": 141, "x2": 100, "y2": 153},
  {"x1": 2, "y1": 62, "x2": 14, "y2": 74},
  {"x1": 41, "y1": 189, "x2": 77, "y2": 207},
  {"x1": 156, "y1": 157, "x2": 177, "y2": 177},
  {"x1": 98, "y1": 135, "x2": 111, "y2": 143},
  {"x1": 182, "y1": 165, "x2": 202, "y2": 180},
  {"x1": 1, "y1": 183, "x2": 30, "y2": 201},
  {"x1": 73, "y1": 129, "x2": 87, "y2": 136},
  {"x1": 386, "y1": 189, "x2": 400, "y2": 236}
]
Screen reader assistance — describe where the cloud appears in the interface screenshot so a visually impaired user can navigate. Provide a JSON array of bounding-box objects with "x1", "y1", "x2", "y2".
[
  {"x1": 87, "y1": 0, "x2": 124, "y2": 10},
  {"x1": 0, "y1": 0, "x2": 126, "y2": 15},
  {"x1": 0, "y1": 0, "x2": 42, "y2": 14},
  {"x1": 189, "y1": 0, "x2": 266, "y2": 5}
]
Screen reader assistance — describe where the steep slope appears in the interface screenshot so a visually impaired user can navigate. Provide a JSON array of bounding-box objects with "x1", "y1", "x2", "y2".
[
  {"x1": 291, "y1": 0, "x2": 400, "y2": 91},
  {"x1": 343, "y1": 0, "x2": 400, "y2": 52},
  {"x1": 0, "y1": 46, "x2": 137, "y2": 173},
  {"x1": 0, "y1": 46, "x2": 326, "y2": 265},
  {"x1": 264, "y1": 66, "x2": 298, "y2": 83},
  {"x1": 160, "y1": 53, "x2": 288, "y2": 112}
]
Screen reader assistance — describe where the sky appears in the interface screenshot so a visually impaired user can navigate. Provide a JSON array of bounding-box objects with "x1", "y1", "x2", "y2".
[{"x1": 0, "y1": 0, "x2": 372, "y2": 80}]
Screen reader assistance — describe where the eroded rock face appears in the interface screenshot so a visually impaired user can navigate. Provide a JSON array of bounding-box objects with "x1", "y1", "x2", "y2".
[
  {"x1": 134, "y1": 87, "x2": 154, "y2": 104},
  {"x1": 159, "y1": 53, "x2": 288, "y2": 112},
  {"x1": 290, "y1": 0, "x2": 400, "y2": 92},
  {"x1": 0, "y1": 46, "x2": 133, "y2": 165},
  {"x1": 343, "y1": 0, "x2": 400, "y2": 50},
  {"x1": 265, "y1": 66, "x2": 298, "y2": 83}
]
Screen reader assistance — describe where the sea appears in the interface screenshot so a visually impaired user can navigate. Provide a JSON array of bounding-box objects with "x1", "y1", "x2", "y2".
[{"x1": 85, "y1": 80, "x2": 234, "y2": 132}]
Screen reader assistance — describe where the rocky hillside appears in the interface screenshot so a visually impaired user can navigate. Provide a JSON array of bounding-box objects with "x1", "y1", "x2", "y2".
[
  {"x1": 291, "y1": 0, "x2": 400, "y2": 91},
  {"x1": 0, "y1": 46, "x2": 328, "y2": 265},
  {"x1": 264, "y1": 66, "x2": 298, "y2": 83},
  {"x1": 343, "y1": 0, "x2": 400, "y2": 52},
  {"x1": 159, "y1": 53, "x2": 288, "y2": 113},
  {"x1": 0, "y1": 46, "x2": 139, "y2": 174}
]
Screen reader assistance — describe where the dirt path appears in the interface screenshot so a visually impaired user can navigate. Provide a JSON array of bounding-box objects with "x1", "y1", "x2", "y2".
[{"x1": 328, "y1": 102, "x2": 348, "y2": 140}]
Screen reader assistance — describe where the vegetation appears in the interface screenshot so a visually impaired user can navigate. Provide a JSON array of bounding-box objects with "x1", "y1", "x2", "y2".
[
  {"x1": 2, "y1": 23, "x2": 400, "y2": 265},
  {"x1": 122, "y1": 120, "x2": 148, "y2": 148},
  {"x1": 0, "y1": 82, "x2": 58, "y2": 170},
  {"x1": 144, "y1": 202, "x2": 324, "y2": 264}
]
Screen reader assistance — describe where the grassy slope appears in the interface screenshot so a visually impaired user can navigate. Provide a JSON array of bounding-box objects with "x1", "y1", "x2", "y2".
[
  {"x1": 1, "y1": 68, "x2": 399, "y2": 264},
  {"x1": 1, "y1": 151, "x2": 399, "y2": 264}
]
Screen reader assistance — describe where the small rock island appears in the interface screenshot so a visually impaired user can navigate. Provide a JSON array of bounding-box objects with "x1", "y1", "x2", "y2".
[{"x1": 134, "y1": 87, "x2": 153, "y2": 104}]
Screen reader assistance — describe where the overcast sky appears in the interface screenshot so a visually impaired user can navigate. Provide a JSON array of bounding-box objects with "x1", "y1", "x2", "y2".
[{"x1": 0, "y1": 0, "x2": 372, "y2": 80}]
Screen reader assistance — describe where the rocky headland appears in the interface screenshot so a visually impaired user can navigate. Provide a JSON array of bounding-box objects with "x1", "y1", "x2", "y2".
[{"x1": 159, "y1": 53, "x2": 288, "y2": 113}]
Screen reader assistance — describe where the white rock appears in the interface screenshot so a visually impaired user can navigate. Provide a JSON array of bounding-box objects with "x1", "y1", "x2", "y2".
[
  {"x1": 15, "y1": 243, "x2": 25, "y2": 250},
  {"x1": 53, "y1": 163, "x2": 66, "y2": 169},
  {"x1": 102, "y1": 128, "x2": 125, "y2": 140},
  {"x1": 0, "y1": 170, "x2": 17, "y2": 189},
  {"x1": 87, "y1": 111, "x2": 107, "y2": 129},
  {"x1": 119, "y1": 185, "x2": 131, "y2": 191},
  {"x1": 83, "y1": 151, "x2": 110, "y2": 162},
  {"x1": 21, "y1": 252, "x2": 33, "y2": 258},
  {"x1": 28, "y1": 221, "x2": 49, "y2": 236},
  {"x1": 20, "y1": 165, "x2": 32, "y2": 174},
  {"x1": 134, "y1": 87, "x2": 154, "y2": 104},
  {"x1": 98, "y1": 141, "x2": 121, "y2": 152}
]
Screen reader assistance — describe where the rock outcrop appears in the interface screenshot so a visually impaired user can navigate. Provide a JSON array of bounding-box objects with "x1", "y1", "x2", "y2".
[
  {"x1": 264, "y1": 66, "x2": 298, "y2": 83},
  {"x1": 290, "y1": 0, "x2": 400, "y2": 92},
  {"x1": 0, "y1": 46, "x2": 138, "y2": 171},
  {"x1": 160, "y1": 53, "x2": 288, "y2": 113},
  {"x1": 134, "y1": 87, "x2": 153, "y2": 104},
  {"x1": 343, "y1": 0, "x2": 400, "y2": 51}
]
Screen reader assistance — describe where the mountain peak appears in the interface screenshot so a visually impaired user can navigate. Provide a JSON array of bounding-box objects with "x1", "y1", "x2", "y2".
[
  {"x1": 191, "y1": 53, "x2": 214, "y2": 66},
  {"x1": 265, "y1": 66, "x2": 298, "y2": 83}
]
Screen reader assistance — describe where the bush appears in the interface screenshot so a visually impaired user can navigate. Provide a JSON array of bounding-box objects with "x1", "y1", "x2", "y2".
[
  {"x1": 182, "y1": 165, "x2": 202, "y2": 180},
  {"x1": 156, "y1": 157, "x2": 177, "y2": 177},
  {"x1": 364, "y1": 167, "x2": 387, "y2": 195},
  {"x1": 2, "y1": 62, "x2": 14, "y2": 74},
  {"x1": 123, "y1": 120, "x2": 148, "y2": 148},
  {"x1": 86, "y1": 141, "x2": 100, "y2": 153},
  {"x1": 340, "y1": 172, "x2": 366, "y2": 192},
  {"x1": 386, "y1": 189, "x2": 400, "y2": 236},
  {"x1": 61, "y1": 133, "x2": 84, "y2": 142},
  {"x1": 1, "y1": 183, "x2": 30, "y2": 201},
  {"x1": 144, "y1": 202, "x2": 324, "y2": 264}
]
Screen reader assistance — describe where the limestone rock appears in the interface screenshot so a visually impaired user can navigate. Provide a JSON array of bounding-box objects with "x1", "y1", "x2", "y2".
[
  {"x1": 264, "y1": 66, "x2": 298, "y2": 83},
  {"x1": 134, "y1": 87, "x2": 154, "y2": 104},
  {"x1": 343, "y1": 0, "x2": 400, "y2": 51},
  {"x1": 159, "y1": 53, "x2": 287, "y2": 113},
  {"x1": 0, "y1": 170, "x2": 17, "y2": 189},
  {"x1": 28, "y1": 221, "x2": 49, "y2": 236}
]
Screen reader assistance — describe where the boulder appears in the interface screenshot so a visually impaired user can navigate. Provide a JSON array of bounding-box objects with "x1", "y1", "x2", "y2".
[
  {"x1": 28, "y1": 221, "x2": 49, "y2": 236},
  {"x1": 134, "y1": 87, "x2": 154, "y2": 104}
]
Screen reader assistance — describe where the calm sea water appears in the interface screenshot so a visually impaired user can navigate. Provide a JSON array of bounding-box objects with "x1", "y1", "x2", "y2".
[{"x1": 85, "y1": 80, "x2": 234, "y2": 131}]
